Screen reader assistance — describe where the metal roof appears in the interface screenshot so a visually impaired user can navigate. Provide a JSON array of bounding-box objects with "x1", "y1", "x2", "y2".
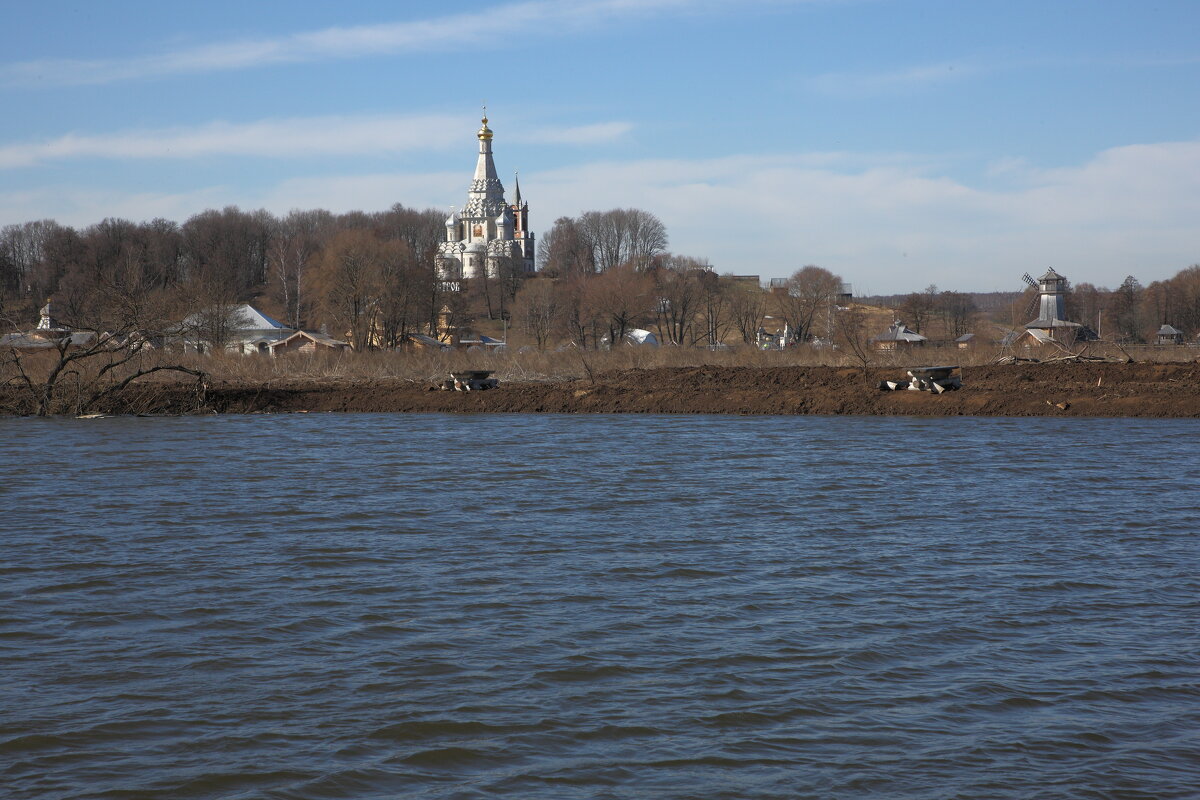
[{"x1": 872, "y1": 321, "x2": 927, "y2": 342}]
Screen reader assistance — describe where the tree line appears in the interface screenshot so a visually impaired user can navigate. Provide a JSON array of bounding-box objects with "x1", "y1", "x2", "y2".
[
  {"x1": 4, "y1": 201, "x2": 1196, "y2": 350},
  {"x1": 0, "y1": 205, "x2": 448, "y2": 346}
]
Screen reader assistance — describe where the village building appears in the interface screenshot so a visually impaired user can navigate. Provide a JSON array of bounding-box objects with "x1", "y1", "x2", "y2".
[
  {"x1": 1023, "y1": 268, "x2": 1095, "y2": 343},
  {"x1": 0, "y1": 298, "x2": 97, "y2": 351},
  {"x1": 266, "y1": 329, "x2": 349, "y2": 356},
  {"x1": 1156, "y1": 324, "x2": 1184, "y2": 345},
  {"x1": 871, "y1": 321, "x2": 927, "y2": 350},
  {"x1": 1010, "y1": 327, "x2": 1058, "y2": 349},
  {"x1": 182, "y1": 304, "x2": 291, "y2": 354},
  {"x1": 435, "y1": 114, "x2": 535, "y2": 288}
]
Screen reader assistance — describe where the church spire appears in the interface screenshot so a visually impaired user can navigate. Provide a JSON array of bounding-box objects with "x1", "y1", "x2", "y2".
[
  {"x1": 477, "y1": 108, "x2": 493, "y2": 142},
  {"x1": 435, "y1": 112, "x2": 536, "y2": 285},
  {"x1": 464, "y1": 111, "x2": 505, "y2": 218},
  {"x1": 513, "y1": 170, "x2": 522, "y2": 206}
]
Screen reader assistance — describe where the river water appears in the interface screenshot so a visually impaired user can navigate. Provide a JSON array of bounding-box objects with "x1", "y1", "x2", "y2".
[{"x1": 2, "y1": 413, "x2": 1198, "y2": 799}]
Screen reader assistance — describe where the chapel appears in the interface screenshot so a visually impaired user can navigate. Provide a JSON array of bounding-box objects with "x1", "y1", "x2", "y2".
[{"x1": 436, "y1": 114, "x2": 535, "y2": 286}]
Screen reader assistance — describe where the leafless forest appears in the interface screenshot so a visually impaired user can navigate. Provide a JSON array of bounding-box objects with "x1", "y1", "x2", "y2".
[{"x1": 2, "y1": 202, "x2": 1199, "y2": 415}]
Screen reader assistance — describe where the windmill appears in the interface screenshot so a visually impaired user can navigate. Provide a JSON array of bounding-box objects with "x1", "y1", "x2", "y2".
[
  {"x1": 999, "y1": 272, "x2": 1042, "y2": 351},
  {"x1": 1019, "y1": 272, "x2": 1040, "y2": 319}
]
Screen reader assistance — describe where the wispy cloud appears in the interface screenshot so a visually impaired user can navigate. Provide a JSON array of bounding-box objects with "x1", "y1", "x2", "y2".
[
  {"x1": 805, "y1": 61, "x2": 977, "y2": 96},
  {"x1": 803, "y1": 49, "x2": 1200, "y2": 99},
  {"x1": 0, "y1": 113, "x2": 632, "y2": 168},
  {"x1": 1, "y1": 0, "x2": 746, "y2": 87},
  {"x1": 6, "y1": 138, "x2": 1196, "y2": 292}
]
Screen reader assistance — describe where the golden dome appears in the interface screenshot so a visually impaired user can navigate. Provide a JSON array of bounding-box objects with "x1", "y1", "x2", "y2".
[{"x1": 477, "y1": 115, "x2": 493, "y2": 141}]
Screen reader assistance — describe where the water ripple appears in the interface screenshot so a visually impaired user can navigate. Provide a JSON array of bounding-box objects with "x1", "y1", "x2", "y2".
[{"x1": 2, "y1": 414, "x2": 1199, "y2": 799}]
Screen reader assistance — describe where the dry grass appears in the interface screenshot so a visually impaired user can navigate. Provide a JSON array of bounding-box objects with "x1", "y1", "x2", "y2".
[
  {"x1": 6, "y1": 342, "x2": 1198, "y2": 404},
  {"x1": 195, "y1": 341, "x2": 1200, "y2": 385}
]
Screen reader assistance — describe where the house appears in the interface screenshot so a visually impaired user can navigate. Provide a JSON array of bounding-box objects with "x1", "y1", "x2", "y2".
[
  {"x1": 0, "y1": 298, "x2": 99, "y2": 351},
  {"x1": 182, "y1": 304, "x2": 291, "y2": 354},
  {"x1": 1156, "y1": 324, "x2": 1184, "y2": 345},
  {"x1": 955, "y1": 333, "x2": 976, "y2": 349},
  {"x1": 1011, "y1": 328, "x2": 1059, "y2": 349},
  {"x1": 266, "y1": 330, "x2": 349, "y2": 356},
  {"x1": 871, "y1": 321, "x2": 927, "y2": 351}
]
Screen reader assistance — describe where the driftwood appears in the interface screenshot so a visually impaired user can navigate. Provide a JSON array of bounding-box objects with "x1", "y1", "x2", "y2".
[{"x1": 992, "y1": 353, "x2": 1124, "y2": 365}]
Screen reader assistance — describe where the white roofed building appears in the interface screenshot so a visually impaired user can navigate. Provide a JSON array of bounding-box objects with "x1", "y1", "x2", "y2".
[
  {"x1": 435, "y1": 114, "x2": 535, "y2": 288},
  {"x1": 183, "y1": 304, "x2": 292, "y2": 354}
]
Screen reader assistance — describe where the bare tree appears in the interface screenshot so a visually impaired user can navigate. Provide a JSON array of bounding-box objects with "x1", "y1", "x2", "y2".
[
  {"x1": 1110, "y1": 275, "x2": 1147, "y2": 342},
  {"x1": 556, "y1": 274, "x2": 599, "y2": 348},
  {"x1": 2, "y1": 262, "x2": 204, "y2": 416},
  {"x1": 312, "y1": 230, "x2": 384, "y2": 350},
  {"x1": 376, "y1": 238, "x2": 434, "y2": 348},
  {"x1": 587, "y1": 264, "x2": 654, "y2": 347},
  {"x1": 774, "y1": 265, "x2": 843, "y2": 343},
  {"x1": 833, "y1": 305, "x2": 872, "y2": 367},
  {"x1": 1070, "y1": 282, "x2": 1106, "y2": 335},
  {"x1": 698, "y1": 272, "x2": 733, "y2": 346},
  {"x1": 374, "y1": 204, "x2": 444, "y2": 335},
  {"x1": 938, "y1": 290, "x2": 977, "y2": 338},
  {"x1": 512, "y1": 277, "x2": 559, "y2": 349},
  {"x1": 624, "y1": 209, "x2": 669, "y2": 271},
  {"x1": 183, "y1": 291, "x2": 251, "y2": 353},
  {"x1": 727, "y1": 280, "x2": 767, "y2": 344},
  {"x1": 577, "y1": 208, "x2": 668, "y2": 272},
  {"x1": 652, "y1": 256, "x2": 704, "y2": 345},
  {"x1": 900, "y1": 284, "x2": 938, "y2": 334},
  {"x1": 0, "y1": 220, "x2": 61, "y2": 297},
  {"x1": 538, "y1": 216, "x2": 595, "y2": 277},
  {"x1": 270, "y1": 209, "x2": 332, "y2": 330},
  {"x1": 181, "y1": 207, "x2": 275, "y2": 297}
]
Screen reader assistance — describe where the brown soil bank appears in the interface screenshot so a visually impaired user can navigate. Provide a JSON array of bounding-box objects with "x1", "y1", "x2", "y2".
[{"x1": 8, "y1": 362, "x2": 1200, "y2": 417}]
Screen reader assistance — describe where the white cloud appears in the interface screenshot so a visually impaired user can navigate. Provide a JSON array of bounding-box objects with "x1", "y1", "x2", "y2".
[
  {"x1": 525, "y1": 141, "x2": 1200, "y2": 291},
  {"x1": 0, "y1": 186, "x2": 237, "y2": 231},
  {"x1": 0, "y1": 0, "x2": 761, "y2": 87},
  {"x1": 0, "y1": 114, "x2": 632, "y2": 168},
  {"x1": 4, "y1": 139, "x2": 1196, "y2": 293}
]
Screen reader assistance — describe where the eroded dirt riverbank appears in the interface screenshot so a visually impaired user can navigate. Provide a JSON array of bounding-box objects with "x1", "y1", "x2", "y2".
[{"x1": 7, "y1": 362, "x2": 1199, "y2": 417}]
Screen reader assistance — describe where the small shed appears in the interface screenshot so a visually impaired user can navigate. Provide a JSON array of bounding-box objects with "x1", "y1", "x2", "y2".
[
  {"x1": 405, "y1": 333, "x2": 450, "y2": 351},
  {"x1": 267, "y1": 330, "x2": 349, "y2": 356},
  {"x1": 625, "y1": 328, "x2": 659, "y2": 346},
  {"x1": 871, "y1": 321, "x2": 927, "y2": 351},
  {"x1": 1156, "y1": 324, "x2": 1184, "y2": 345},
  {"x1": 600, "y1": 328, "x2": 659, "y2": 348},
  {"x1": 1011, "y1": 328, "x2": 1057, "y2": 349},
  {"x1": 955, "y1": 333, "x2": 976, "y2": 349}
]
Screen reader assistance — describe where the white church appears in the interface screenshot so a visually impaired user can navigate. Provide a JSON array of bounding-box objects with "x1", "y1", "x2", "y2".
[{"x1": 436, "y1": 114, "x2": 535, "y2": 286}]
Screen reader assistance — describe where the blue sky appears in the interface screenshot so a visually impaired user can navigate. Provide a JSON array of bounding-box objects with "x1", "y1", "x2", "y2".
[{"x1": 1, "y1": 0, "x2": 1197, "y2": 294}]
